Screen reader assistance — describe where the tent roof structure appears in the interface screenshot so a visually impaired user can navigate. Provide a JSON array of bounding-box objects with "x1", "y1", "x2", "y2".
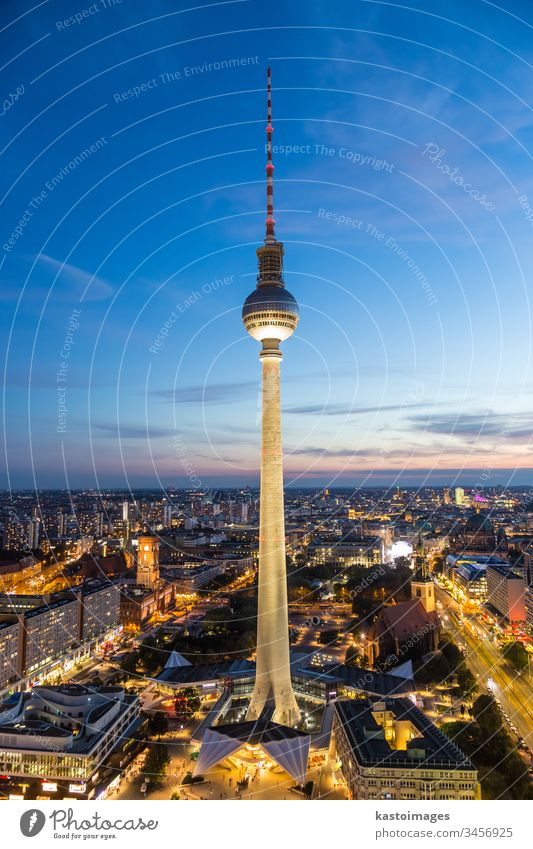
[
  {"x1": 194, "y1": 718, "x2": 310, "y2": 784},
  {"x1": 164, "y1": 650, "x2": 191, "y2": 669}
]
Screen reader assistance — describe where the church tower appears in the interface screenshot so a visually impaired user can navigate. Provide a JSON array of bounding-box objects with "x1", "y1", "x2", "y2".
[{"x1": 411, "y1": 535, "x2": 435, "y2": 613}]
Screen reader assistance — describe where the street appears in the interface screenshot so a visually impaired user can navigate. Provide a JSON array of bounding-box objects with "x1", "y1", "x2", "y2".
[{"x1": 436, "y1": 585, "x2": 533, "y2": 750}]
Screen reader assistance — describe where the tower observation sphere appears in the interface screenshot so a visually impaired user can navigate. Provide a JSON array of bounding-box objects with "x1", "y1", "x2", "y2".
[{"x1": 242, "y1": 283, "x2": 299, "y2": 342}]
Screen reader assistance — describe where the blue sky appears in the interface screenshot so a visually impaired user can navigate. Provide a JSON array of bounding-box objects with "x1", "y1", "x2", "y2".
[{"x1": 1, "y1": 0, "x2": 532, "y2": 489}]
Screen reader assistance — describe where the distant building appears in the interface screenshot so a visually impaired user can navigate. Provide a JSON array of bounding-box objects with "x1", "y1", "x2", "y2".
[
  {"x1": 486, "y1": 564, "x2": 526, "y2": 623},
  {"x1": 165, "y1": 561, "x2": 223, "y2": 591},
  {"x1": 0, "y1": 555, "x2": 41, "y2": 592},
  {"x1": 2, "y1": 516, "x2": 36, "y2": 552},
  {"x1": 79, "y1": 552, "x2": 128, "y2": 580},
  {"x1": 28, "y1": 517, "x2": 41, "y2": 549},
  {"x1": 445, "y1": 554, "x2": 510, "y2": 604},
  {"x1": 450, "y1": 511, "x2": 506, "y2": 556},
  {"x1": 525, "y1": 584, "x2": 533, "y2": 630},
  {"x1": 76, "y1": 511, "x2": 104, "y2": 538},
  {"x1": 453, "y1": 561, "x2": 488, "y2": 603},
  {"x1": 519, "y1": 539, "x2": 533, "y2": 585},
  {"x1": 308, "y1": 536, "x2": 383, "y2": 569},
  {"x1": 163, "y1": 503, "x2": 174, "y2": 527},
  {"x1": 332, "y1": 699, "x2": 479, "y2": 800},
  {"x1": 361, "y1": 521, "x2": 394, "y2": 549},
  {"x1": 108, "y1": 518, "x2": 129, "y2": 542},
  {"x1": 455, "y1": 487, "x2": 465, "y2": 506}
]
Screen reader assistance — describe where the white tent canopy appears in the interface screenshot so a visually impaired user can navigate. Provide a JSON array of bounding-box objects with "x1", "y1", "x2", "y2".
[
  {"x1": 164, "y1": 650, "x2": 191, "y2": 669},
  {"x1": 193, "y1": 720, "x2": 310, "y2": 785}
]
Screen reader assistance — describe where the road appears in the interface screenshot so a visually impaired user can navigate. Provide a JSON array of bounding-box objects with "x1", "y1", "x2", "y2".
[{"x1": 436, "y1": 585, "x2": 533, "y2": 750}]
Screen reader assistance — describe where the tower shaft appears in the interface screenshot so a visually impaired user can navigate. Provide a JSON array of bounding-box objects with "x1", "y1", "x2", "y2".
[{"x1": 247, "y1": 345, "x2": 300, "y2": 725}]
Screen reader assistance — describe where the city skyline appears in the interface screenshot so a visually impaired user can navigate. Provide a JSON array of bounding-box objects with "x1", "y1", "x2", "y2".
[{"x1": 2, "y1": 0, "x2": 533, "y2": 489}]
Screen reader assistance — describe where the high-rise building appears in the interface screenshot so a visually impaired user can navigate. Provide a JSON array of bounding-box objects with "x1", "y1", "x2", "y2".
[
  {"x1": 3, "y1": 516, "x2": 28, "y2": 551},
  {"x1": 242, "y1": 68, "x2": 300, "y2": 727},
  {"x1": 486, "y1": 564, "x2": 526, "y2": 623},
  {"x1": 28, "y1": 517, "x2": 41, "y2": 550},
  {"x1": 163, "y1": 503, "x2": 173, "y2": 527},
  {"x1": 455, "y1": 486, "x2": 465, "y2": 506},
  {"x1": 136, "y1": 535, "x2": 160, "y2": 590},
  {"x1": 443, "y1": 486, "x2": 451, "y2": 505},
  {"x1": 0, "y1": 582, "x2": 120, "y2": 690},
  {"x1": 57, "y1": 510, "x2": 67, "y2": 538}
]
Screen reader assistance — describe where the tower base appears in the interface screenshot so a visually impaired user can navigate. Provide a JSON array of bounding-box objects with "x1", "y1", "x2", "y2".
[{"x1": 247, "y1": 687, "x2": 301, "y2": 727}]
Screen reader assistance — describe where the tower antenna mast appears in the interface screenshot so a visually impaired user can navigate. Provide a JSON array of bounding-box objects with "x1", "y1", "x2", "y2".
[{"x1": 265, "y1": 66, "x2": 276, "y2": 245}]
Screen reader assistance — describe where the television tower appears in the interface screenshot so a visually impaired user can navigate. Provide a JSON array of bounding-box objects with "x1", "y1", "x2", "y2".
[{"x1": 242, "y1": 68, "x2": 301, "y2": 726}]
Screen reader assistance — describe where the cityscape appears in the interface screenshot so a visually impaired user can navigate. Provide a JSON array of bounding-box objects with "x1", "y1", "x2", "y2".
[
  {"x1": 1, "y1": 0, "x2": 533, "y2": 822},
  {"x1": 1, "y1": 480, "x2": 533, "y2": 801}
]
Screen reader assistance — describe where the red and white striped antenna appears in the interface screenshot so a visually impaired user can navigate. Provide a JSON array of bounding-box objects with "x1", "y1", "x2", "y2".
[{"x1": 265, "y1": 67, "x2": 276, "y2": 244}]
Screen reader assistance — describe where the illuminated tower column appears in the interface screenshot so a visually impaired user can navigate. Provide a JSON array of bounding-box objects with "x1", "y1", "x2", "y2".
[
  {"x1": 243, "y1": 69, "x2": 300, "y2": 726},
  {"x1": 136, "y1": 535, "x2": 160, "y2": 590}
]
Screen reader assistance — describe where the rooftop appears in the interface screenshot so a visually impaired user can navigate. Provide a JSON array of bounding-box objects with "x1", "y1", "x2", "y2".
[
  {"x1": 157, "y1": 656, "x2": 412, "y2": 699},
  {"x1": 335, "y1": 698, "x2": 474, "y2": 770}
]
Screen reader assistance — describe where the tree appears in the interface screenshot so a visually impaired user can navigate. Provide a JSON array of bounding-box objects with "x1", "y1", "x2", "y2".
[
  {"x1": 345, "y1": 645, "x2": 362, "y2": 667},
  {"x1": 471, "y1": 694, "x2": 504, "y2": 735},
  {"x1": 414, "y1": 652, "x2": 450, "y2": 687},
  {"x1": 148, "y1": 711, "x2": 169, "y2": 739},
  {"x1": 175, "y1": 687, "x2": 201, "y2": 718},
  {"x1": 447, "y1": 694, "x2": 533, "y2": 800},
  {"x1": 335, "y1": 586, "x2": 351, "y2": 604},
  {"x1": 440, "y1": 640, "x2": 463, "y2": 668},
  {"x1": 455, "y1": 664, "x2": 478, "y2": 699},
  {"x1": 431, "y1": 554, "x2": 445, "y2": 575},
  {"x1": 138, "y1": 634, "x2": 168, "y2": 674},
  {"x1": 182, "y1": 687, "x2": 201, "y2": 711},
  {"x1": 143, "y1": 743, "x2": 170, "y2": 787},
  {"x1": 501, "y1": 640, "x2": 529, "y2": 673},
  {"x1": 288, "y1": 585, "x2": 308, "y2": 603},
  {"x1": 393, "y1": 556, "x2": 411, "y2": 570},
  {"x1": 318, "y1": 629, "x2": 339, "y2": 645},
  {"x1": 414, "y1": 636, "x2": 477, "y2": 698},
  {"x1": 120, "y1": 651, "x2": 139, "y2": 674}
]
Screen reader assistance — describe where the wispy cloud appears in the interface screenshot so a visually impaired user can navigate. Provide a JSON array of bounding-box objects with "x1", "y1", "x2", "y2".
[
  {"x1": 285, "y1": 400, "x2": 450, "y2": 416},
  {"x1": 289, "y1": 445, "x2": 373, "y2": 458},
  {"x1": 408, "y1": 410, "x2": 533, "y2": 440},
  {"x1": 38, "y1": 254, "x2": 114, "y2": 302},
  {"x1": 93, "y1": 423, "x2": 175, "y2": 439},
  {"x1": 151, "y1": 381, "x2": 257, "y2": 405}
]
